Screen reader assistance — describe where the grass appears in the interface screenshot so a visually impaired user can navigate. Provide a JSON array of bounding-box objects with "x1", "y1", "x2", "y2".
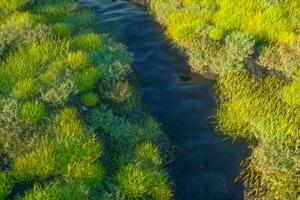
[
  {"x1": 22, "y1": 181, "x2": 89, "y2": 200},
  {"x1": 0, "y1": 0, "x2": 29, "y2": 12},
  {"x1": 19, "y1": 101, "x2": 45, "y2": 123},
  {"x1": 216, "y1": 71, "x2": 300, "y2": 199},
  {"x1": 80, "y1": 92, "x2": 99, "y2": 107},
  {"x1": 72, "y1": 33, "x2": 101, "y2": 51},
  {"x1": 67, "y1": 51, "x2": 89, "y2": 70},
  {"x1": 0, "y1": 0, "x2": 172, "y2": 199},
  {"x1": 0, "y1": 172, "x2": 13, "y2": 200},
  {"x1": 150, "y1": 0, "x2": 300, "y2": 78},
  {"x1": 12, "y1": 78, "x2": 41, "y2": 99},
  {"x1": 52, "y1": 23, "x2": 71, "y2": 38},
  {"x1": 116, "y1": 163, "x2": 172, "y2": 200},
  {"x1": 74, "y1": 66, "x2": 101, "y2": 92},
  {"x1": 150, "y1": 0, "x2": 300, "y2": 199}
]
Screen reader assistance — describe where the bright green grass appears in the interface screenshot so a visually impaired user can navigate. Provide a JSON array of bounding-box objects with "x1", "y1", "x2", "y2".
[
  {"x1": 12, "y1": 78, "x2": 41, "y2": 99},
  {"x1": 52, "y1": 23, "x2": 71, "y2": 38},
  {"x1": 19, "y1": 101, "x2": 45, "y2": 123},
  {"x1": 22, "y1": 181, "x2": 89, "y2": 200},
  {"x1": 67, "y1": 51, "x2": 89, "y2": 70},
  {"x1": 0, "y1": 0, "x2": 29, "y2": 12},
  {"x1": 75, "y1": 66, "x2": 101, "y2": 92},
  {"x1": 81, "y1": 92, "x2": 99, "y2": 107},
  {"x1": 116, "y1": 163, "x2": 172, "y2": 200},
  {"x1": 72, "y1": 33, "x2": 101, "y2": 51},
  {"x1": 150, "y1": 0, "x2": 300, "y2": 77},
  {"x1": 13, "y1": 108, "x2": 103, "y2": 185},
  {"x1": 0, "y1": 0, "x2": 172, "y2": 199},
  {"x1": 150, "y1": 0, "x2": 300, "y2": 199},
  {"x1": 0, "y1": 172, "x2": 13, "y2": 200},
  {"x1": 216, "y1": 71, "x2": 300, "y2": 199}
]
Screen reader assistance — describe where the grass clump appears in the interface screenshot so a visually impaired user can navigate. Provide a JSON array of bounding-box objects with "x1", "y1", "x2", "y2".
[
  {"x1": 13, "y1": 144, "x2": 56, "y2": 181},
  {"x1": 52, "y1": 23, "x2": 71, "y2": 38},
  {"x1": 225, "y1": 32, "x2": 255, "y2": 62},
  {"x1": 12, "y1": 78, "x2": 41, "y2": 99},
  {"x1": 150, "y1": 0, "x2": 300, "y2": 77},
  {"x1": 22, "y1": 181, "x2": 89, "y2": 200},
  {"x1": 282, "y1": 79, "x2": 300, "y2": 106},
  {"x1": 0, "y1": 0, "x2": 172, "y2": 199},
  {"x1": 75, "y1": 67, "x2": 101, "y2": 92},
  {"x1": 116, "y1": 163, "x2": 172, "y2": 200},
  {"x1": 216, "y1": 71, "x2": 300, "y2": 199},
  {"x1": 67, "y1": 51, "x2": 89, "y2": 70},
  {"x1": 19, "y1": 101, "x2": 45, "y2": 123},
  {"x1": 14, "y1": 108, "x2": 104, "y2": 186},
  {"x1": 72, "y1": 33, "x2": 101, "y2": 51},
  {"x1": 0, "y1": 172, "x2": 13, "y2": 200},
  {"x1": 81, "y1": 92, "x2": 99, "y2": 107},
  {"x1": 0, "y1": 0, "x2": 31, "y2": 12},
  {"x1": 135, "y1": 142, "x2": 163, "y2": 167}
]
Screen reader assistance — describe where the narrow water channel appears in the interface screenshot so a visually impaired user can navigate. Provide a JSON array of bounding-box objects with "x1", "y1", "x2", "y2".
[{"x1": 79, "y1": 1, "x2": 250, "y2": 199}]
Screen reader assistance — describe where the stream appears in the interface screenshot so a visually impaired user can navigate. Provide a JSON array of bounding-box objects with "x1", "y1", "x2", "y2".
[{"x1": 79, "y1": 1, "x2": 250, "y2": 199}]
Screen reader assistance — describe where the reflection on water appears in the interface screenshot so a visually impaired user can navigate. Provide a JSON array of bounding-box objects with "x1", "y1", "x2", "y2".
[{"x1": 79, "y1": 1, "x2": 250, "y2": 199}]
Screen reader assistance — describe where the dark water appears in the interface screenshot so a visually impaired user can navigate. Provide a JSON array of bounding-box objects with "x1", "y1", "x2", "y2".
[{"x1": 79, "y1": 1, "x2": 250, "y2": 199}]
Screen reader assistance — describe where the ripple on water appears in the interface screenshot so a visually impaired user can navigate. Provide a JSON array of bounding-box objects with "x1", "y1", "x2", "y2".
[{"x1": 79, "y1": 1, "x2": 250, "y2": 199}]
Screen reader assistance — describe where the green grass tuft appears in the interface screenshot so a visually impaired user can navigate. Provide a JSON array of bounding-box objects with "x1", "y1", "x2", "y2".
[
  {"x1": 116, "y1": 163, "x2": 172, "y2": 200},
  {"x1": 22, "y1": 181, "x2": 89, "y2": 200},
  {"x1": 209, "y1": 27, "x2": 225, "y2": 41},
  {"x1": 75, "y1": 67, "x2": 101, "y2": 92},
  {"x1": 0, "y1": 172, "x2": 13, "y2": 200},
  {"x1": 67, "y1": 51, "x2": 89, "y2": 70},
  {"x1": 135, "y1": 142, "x2": 163, "y2": 167},
  {"x1": 81, "y1": 92, "x2": 99, "y2": 107},
  {"x1": 52, "y1": 23, "x2": 71, "y2": 38},
  {"x1": 0, "y1": 0, "x2": 30, "y2": 12},
  {"x1": 19, "y1": 101, "x2": 45, "y2": 123},
  {"x1": 72, "y1": 33, "x2": 101, "y2": 51},
  {"x1": 12, "y1": 78, "x2": 41, "y2": 99}
]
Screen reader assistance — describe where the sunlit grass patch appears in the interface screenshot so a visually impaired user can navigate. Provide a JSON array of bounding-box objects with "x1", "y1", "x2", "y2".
[
  {"x1": 0, "y1": 40, "x2": 69, "y2": 93},
  {"x1": 0, "y1": 0, "x2": 172, "y2": 199},
  {"x1": 14, "y1": 108, "x2": 104, "y2": 186},
  {"x1": 22, "y1": 181, "x2": 89, "y2": 200},
  {"x1": 72, "y1": 33, "x2": 101, "y2": 51},
  {"x1": 151, "y1": 0, "x2": 300, "y2": 77},
  {"x1": 67, "y1": 51, "x2": 89, "y2": 70},
  {"x1": 0, "y1": 0, "x2": 30, "y2": 12},
  {"x1": 52, "y1": 23, "x2": 71, "y2": 38},
  {"x1": 0, "y1": 172, "x2": 13, "y2": 200},
  {"x1": 81, "y1": 92, "x2": 99, "y2": 107},
  {"x1": 13, "y1": 143, "x2": 56, "y2": 181},
  {"x1": 19, "y1": 101, "x2": 45, "y2": 123},
  {"x1": 12, "y1": 78, "x2": 41, "y2": 99},
  {"x1": 216, "y1": 71, "x2": 300, "y2": 199},
  {"x1": 75, "y1": 67, "x2": 101, "y2": 92},
  {"x1": 116, "y1": 163, "x2": 172, "y2": 200},
  {"x1": 135, "y1": 142, "x2": 163, "y2": 167}
]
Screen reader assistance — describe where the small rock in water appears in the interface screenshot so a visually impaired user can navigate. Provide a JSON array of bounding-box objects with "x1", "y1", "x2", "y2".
[{"x1": 82, "y1": 106, "x2": 88, "y2": 111}]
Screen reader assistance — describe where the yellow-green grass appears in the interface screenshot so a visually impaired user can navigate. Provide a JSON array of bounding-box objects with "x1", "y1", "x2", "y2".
[
  {"x1": 150, "y1": 0, "x2": 300, "y2": 78},
  {"x1": 0, "y1": 0, "x2": 172, "y2": 199},
  {"x1": 21, "y1": 181, "x2": 89, "y2": 200},
  {"x1": 80, "y1": 92, "x2": 99, "y2": 107},
  {"x1": 150, "y1": 1, "x2": 300, "y2": 199},
  {"x1": 0, "y1": 172, "x2": 13, "y2": 200},
  {"x1": 216, "y1": 71, "x2": 300, "y2": 199}
]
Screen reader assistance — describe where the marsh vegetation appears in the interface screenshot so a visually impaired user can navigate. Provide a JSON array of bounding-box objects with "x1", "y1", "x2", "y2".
[
  {"x1": 0, "y1": 0, "x2": 172, "y2": 199},
  {"x1": 150, "y1": 0, "x2": 300, "y2": 199}
]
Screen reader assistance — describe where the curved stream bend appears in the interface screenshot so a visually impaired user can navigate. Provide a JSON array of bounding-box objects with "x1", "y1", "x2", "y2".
[{"x1": 79, "y1": 1, "x2": 249, "y2": 199}]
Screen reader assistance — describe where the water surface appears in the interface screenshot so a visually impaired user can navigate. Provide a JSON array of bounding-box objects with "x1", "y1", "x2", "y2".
[{"x1": 79, "y1": 1, "x2": 250, "y2": 199}]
